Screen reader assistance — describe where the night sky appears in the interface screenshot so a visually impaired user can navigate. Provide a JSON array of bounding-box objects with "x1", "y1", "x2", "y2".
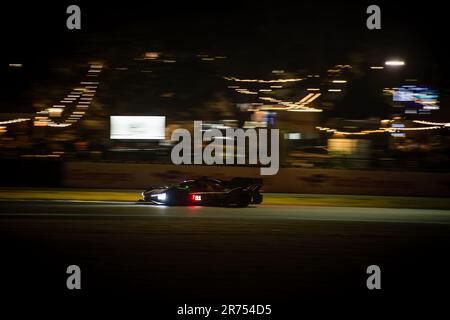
[{"x1": 1, "y1": 1, "x2": 447, "y2": 118}]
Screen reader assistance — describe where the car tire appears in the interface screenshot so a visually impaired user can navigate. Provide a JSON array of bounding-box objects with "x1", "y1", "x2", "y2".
[{"x1": 226, "y1": 192, "x2": 250, "y2": 207}]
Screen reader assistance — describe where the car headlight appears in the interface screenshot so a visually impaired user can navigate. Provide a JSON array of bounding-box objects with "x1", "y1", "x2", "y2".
[
  {"x1": 151, "y1": 193, "x2": 167, "y2": 201},
  {"x1": 157, "y1": 193, "x2": 167, "y2": 201}
]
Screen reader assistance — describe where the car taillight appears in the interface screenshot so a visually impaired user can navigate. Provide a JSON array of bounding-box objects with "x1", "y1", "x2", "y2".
[{"x1": 191, "y1": 194, "x2": 201, "y2": 201}]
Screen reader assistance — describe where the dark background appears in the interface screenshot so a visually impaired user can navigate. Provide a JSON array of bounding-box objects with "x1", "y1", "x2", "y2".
[{"x1": 1, "y1": 1, "x2": 446, "y2": 115}]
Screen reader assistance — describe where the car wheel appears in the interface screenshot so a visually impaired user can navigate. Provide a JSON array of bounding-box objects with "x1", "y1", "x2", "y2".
[{"x1": 226, "y1": 192, "x2": 250, "y2": 207}]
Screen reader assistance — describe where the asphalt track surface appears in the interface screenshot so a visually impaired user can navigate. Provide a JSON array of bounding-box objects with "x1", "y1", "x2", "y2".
[{"x1": 1, "y1": 200, "x2": 449, "y2": 315}]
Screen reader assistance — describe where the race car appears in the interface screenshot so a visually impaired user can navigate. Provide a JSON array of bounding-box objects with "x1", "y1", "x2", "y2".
[{"x1": 141, "y1": 176, "x2": 263, "y2": 207}]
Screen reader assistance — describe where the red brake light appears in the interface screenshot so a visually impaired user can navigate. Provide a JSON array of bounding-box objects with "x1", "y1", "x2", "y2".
[{"x1": 191, "y1": 194, "x2": 201, "y2": 201}]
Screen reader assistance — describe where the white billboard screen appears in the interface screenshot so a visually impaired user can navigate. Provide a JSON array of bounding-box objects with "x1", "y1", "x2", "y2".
[{"x1": 110, "y1": 116, "x2": 165, "y2": 140}]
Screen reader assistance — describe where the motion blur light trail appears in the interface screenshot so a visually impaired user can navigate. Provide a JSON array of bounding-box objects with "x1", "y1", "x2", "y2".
[{"x1": 1, "y1": 189, "x2": 450, "y2": 210}]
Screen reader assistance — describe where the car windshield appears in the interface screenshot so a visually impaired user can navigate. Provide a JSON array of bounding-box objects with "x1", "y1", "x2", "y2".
[
  {"x1": 178, "y1": 179, "x2": 226, "y2": 192},
  {"x1": 179, "y1": 181, "x2": 194, "y2": 189}
]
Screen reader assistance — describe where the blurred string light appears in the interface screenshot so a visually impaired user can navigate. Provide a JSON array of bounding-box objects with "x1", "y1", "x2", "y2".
[
  {"x1": 316, "y1": 127, "x2": 387, "y2": 135},
  {"x1": 327, "y1": 64, "x2": 352, "y2": 75},
  {"x1": 413, "y1": 120, "x2": 450, "y2": 127},
  {"x1": 224, "y1": 76, "x2": 304, "y2": 83},
  {"x1": 231, "y1": 82, "x2": 322, "y2": 112},
  {"x1": 20, "y1": 153, "x2": 61, "y2": 158},
  {"x1": 316, "y1": 123, "x2": 448, "y2": 135},
  {"x1": 335, "y1": 65, "x2": 352, "y2": 69},
  {"x1": 387, "y1": 126, "x2": 442, "y2": 131},
  {"x1": 33, "y1": 64, "x2": 103, "y2": 128},
  {"x1": 235, "y1": 88, "x2": 258, "y2": 95},
  {"x1": 259, "y1": 95, "x2": 322, "y2": 112},
  {"x1": 297, "y1": 93, "x2": 321, "y2": 104},
  {"x1": 0, "y1": 118, "x2": 31, "y2": 125},
  {"x1": 196, "y1": 54, "x2": 228, "y2": 61}
]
